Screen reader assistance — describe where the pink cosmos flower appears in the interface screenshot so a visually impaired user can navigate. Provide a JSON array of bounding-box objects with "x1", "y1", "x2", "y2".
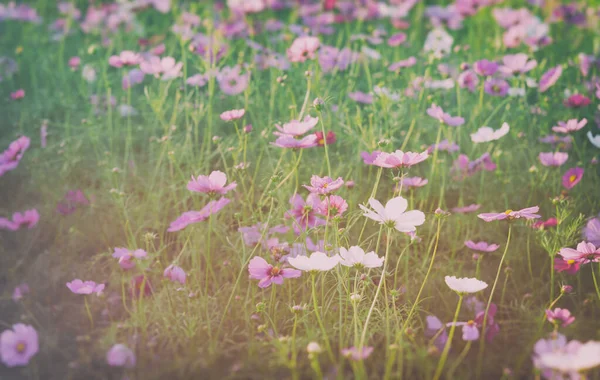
[
  {"x1": 303, "y1": 175, "x2": 344, "y2": 194},
  {"x1": 122, "y1": 69, "x2": 145, "y2": 89},
  {"x1": 187, "y1": 171, "x2": 237, "y2": 195},
  {"x1": 285, "y1": 194, "x2": 325, "y2": 234},
  {"x1": 348, "y1": 91, "x2": 374, "y2": 104},
  {"x1": 471, "y1": 123, "x2": 510, "y2": 143},
  {"x1": 0, "y1": 324, "x2": 38, "y2": 367},
  {"x1": 217, "y1": 65, "x2": 250, "y2": 95},
  {"x1": 554, "y1": 257, "x2": 581, "y2": 274},
  {"x1": 564, "y1": 94, "x2": 590, "y2": 108},
  {"x1": 532, "y1": 218, "x2": 558, "y2": 229},
  {"x1": 398, "y1": 177, "x2": 428, "y2": 190},
  {"x1": 56, "y1": 189, "x2": 90, "y2": 215},
  {"x1": 562, "y1": 167, "x2": 583, "y2": 189},
  {"x1": 274, "y1": 116, "x2": 318, "y2": 136},
  {"x1": 359, "y1": 196, "x2": 425, "y2": 232},
  {"x1": 186, "y1": 73, "x2": 209, "y2": 87},
  {"x1": 131, "y1": 275, "x2": 153, "y2": 298},
  {"x1": 474, "y1": 59, "x2": 498, "y2": 76},
  {"x1": 66, "y1": 279, "x2": 105, "y2": 295},
  {"x1": 426, "y1": 104, "x2": 465, "y2": 126},
  {"x1": 499, "y1": 53, "x2": 537, "y2": 75},
  {"x1": 12, "y1": 284, "x2": 29, "y2": 302},
  {"x1": 341, "y1": 346, "x2": 374, "y2": 361},
  {"x1": 387, "y1": 32, "x2": 407, "y2": 46},
  {"x1": 546, "y1": 308, "x2": 575, "y2": 327},
  {"x1": 484, "y1": 78, "x2": 509, "y2": 96},
  {"x1": 109, "y1": 51, "x2": 141, "y2": 67},
  {"x1": 248, "y1": 256, "x2": 301, "y2": 288},
  {"x1": 539, "y1": 152, "x2": 568, "y2": 167},
  {"x1": 140, "y1": 56, "x2": 183, "y2": 80},
  {"x1": 552, "y1": 118, "x2": 587, "y2": 134},
  {"x1": 451, "y1": 204, "x2": 480, "y2": 214},
  {"x1": 537, "y1": 340, "x2": 600, "y2": 375},
  {"x1": 447, "y1": 303, "x2": 499, "y2": 342},
  {"x1": 68, "y1": 56, "x2": 81, "y2": 69},
  {"x1": 584, "y1": 217, "x2": 600, "y2": 246},
  {"x1": 272, "y1": 134, "x2": 318, "y2": 149},
  {"x1": 219, "y1": 109, "x2": 245, "y2": 121},
  {"x1": 388, "y1": 56, "x2": 417, "y2": 71},
  {"x1": 112, "y1": 248, "x2": 147, "y2": 270},
  {"x1": 287, "y1": 36, "x2": 320, "y2": 63},
  {"x1": 539, "y1": 65, "x2": 563, "y2": 92},
  {"x1": 427, "y1": 139, "x2": 460, "y2": 154},
  {"x1": 0, "y1": 209, "x2": 39, "y2": 231},
  {"x1": 558, "y1": 241, "x2": 600, "y2": 264},
  {"x1": 465, "y1": 240, "x2": 500, "y2": 253},
  {"x1": 106, "y1": 344, "x2": 136, "y2": 368},
  {"x1": 457, "y1": 70, "x2": 479, "y2": 92},
  {"x1": 167, "y1": 197, "x2": 230, "y2": 232},
  {"x1": 452, "y1": 153, "x2": 497, "y2": 178},
  {"x1": 372, "y1": 150, "x2": 429, "y2": 168},
  {"x1": 338, "y1": 246, "x2": 383, "y2": 268},
  {"x1": 163, "y1": 264, "x2": 186, "y2": 285},
  {"x1": 318, "y1": 195, "x2": 348, "y2": 218},
  {"x1": 478, "y1": 206, "x2": 541, "y2": 222},
  {"x1": 10, "y1": 89, "x2": 25, "y2": 100},
  {"x1": 288, "y1": 251, "x2": 341, "y2": 272}
]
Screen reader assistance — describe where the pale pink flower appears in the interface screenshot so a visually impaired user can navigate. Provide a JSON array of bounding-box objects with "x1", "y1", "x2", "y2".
[
  {"x1": 163, "y1": 264, "x2": 186, "y2": 284},
  {"x1": 499, "y1": 53, "x2": 537, "y2": 76},
  {"x1": 106, "y1": 344, "x2": 136, "y2": 368},
  {"x1": 285, "y1": 194, "x2": 325, "y2": 233},
  {"x1": 318, "y1": 195, "x2": 348, "y2": 218},
  {"x1": 66, "y1": 279, "x2": 105, "y2": 295},
  {"x1": 427, "y1": 104, "x2": 465, "y2": 126},
  {"x1": 108, "y1": 51, "x2": 141, "y2": 67},
  {"x1": 359, "y1": 196, "x2": 425, "y2": 232},
  {"x1": 167, "y1": 197, "x2": 230, "y2": 232},
  {"x1": 140, "y1": 56, "x2": 182, "y2": 80},
  {"x1": 0, "y1": 209, "x2": 39, "y2": 231},
  {"x1": 187, "y1": 171, "x2": 237, "y2": 195},
  {"x1": 372, "y1": 150, "x2": 429, "y2": 168},
  {"x1": 338, "y1": 246, "x2": 383, "y2": 268},
  {"x1": 451, "y1": 204, "x2": 480, "y2": 214},
  {"x1": 558, "y1": 241, "x2": 600, "y2": 264},
  {"x1": 12, "y1": 284, "x2": 29, "y2": 302},
  {"x1": 287, "y1": 36, "x2": 320, "y2": 63},
  {"x1": 546, "y1": 308, "x2": 575, "y2": 327},
  {"x1": 539, "y1": 65, "x2": 562, "y2": 93},
  {"x1": 552, "y1": 118, "x2": 587, "y2": 134},
  {"x1": 248, "y1": 256, "x2": 301, "y2": 287},
  {"x1": 0, "y1": 324, "x2": 38, "y2": 367},
  {"x1": 303, "y1": 175, "x2": 344, "y2": 194},
  {"x1": 274, "y1": 116, "x2": 318, "y2": 136},
  {"x1": 341, "y1": 346, "x2": 374, "y2": 361},
  {"x1": 470, "y1": 123, "x2": 510, "y2": 143},
  {"x1": 112, "y1": 248, "x2": 147, "y2": 270},
  {"x1": 398, "y1": 177, "x2": 428, "y2": 190},
  {"x1": 539, "y1": 152, "x2": 568, "y2": 167},
  {"x1": 287, "y1": 251, "x2": 340, "y2": 272},
  {"x1": 478, "y1": 206, "x2": 541, "y2": 222},
  {"x1": 272, "y1": 134, "x2": 318, "y2": 149},
  {"x1": 465, "y1": 241, "x2": 499, "y2": 252},
  {"x1": 219, "y1": 109, "x2": 245, "y2": 121}
]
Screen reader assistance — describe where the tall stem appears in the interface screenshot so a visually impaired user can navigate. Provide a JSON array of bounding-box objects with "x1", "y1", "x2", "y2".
[
  {"x1": 433, "y1": 295, "x2": 464, "y2": 380},
  {"x1": 311, "y1": 273, "x2": 335, "y2": 363}
]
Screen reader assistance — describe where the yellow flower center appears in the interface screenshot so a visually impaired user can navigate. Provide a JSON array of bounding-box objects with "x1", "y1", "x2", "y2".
[
  {"x1": 567, "y1": 259, "x2": 575, "y2": 265},
  {"x1": 16, "y1": 342, "x2": 26, "y2": 353},
  {"x1": 467, "y1": 320, "x2": 475, "y2": 326},
  {"x1": 569, "y1": 175, "x2": 576, "y2": 183},
  {"x1": 323, "y1": 183, "x2": 328, "y2": 188},
  {"x1": 504, "y1": 210, "x2": 513, "y2": 215}
]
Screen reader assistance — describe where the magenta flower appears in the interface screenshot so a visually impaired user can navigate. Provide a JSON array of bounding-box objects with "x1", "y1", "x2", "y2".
[
  {"x1": 220, "y1": 109, "x2": 245, "y2": 121},
  {"x1": 187, "y1": 171, "x2": 237, "y2": 195},
  {"x1": 271, "y1": 134, "x2": 318, "y2": 149},
  {"x1": 163, "y1": 264, "x2": 186, "y2": 285},
  {"x1": 274, "y1": 116, "x2": 318, "y2": 136},
  {"x1": 457, "y1": 70, "x2": 479, "y2": 92},
  {"x1": 341, "y1": 346, "x2": 374, "y2": 361},
  {"x1": 112, "y1": 248, "x2": 147, "y2": 270},
  {"x1": 426, "y1": 104, "x2": 465, "y2": 126},
  {"x1": 532, "y1": 217, "x2": 558, "y2": 229},
  {"x1": 68, "y1": 56, "x2": 81, "y2": 69},
  {"x1": 248, "y1": 256, "x2": 301, "y2": 288},
  {"x1": 0, "y1": 209, "x2": 39, "y2": 231},
  {"x1": 106, "y1": 344, "x2": 136, "y2": 368},
  {"x1": 558, "y1": 241, "x2": 600, "y2": 264},
  {"x1": 318, "y1": 195, "x2": 348, "y2": 218},
  {"x1": 552, "y1": 118, "x2": 587, "y2": 134},
  {"x1": 584, "y1": 217, "x2": 600, "y2": 246},
  {"x1": 546, "y1": 308, "x2": 575, "y2": 327},
  {"x1": 287, "y1": 36, "x2": 320, "y2": 63},
  {"x1": 474, "y1": 59, "x2": 499, "y2": 76},
  {"x1": 359, "y1": 196, "x2": 426, "y2": 232},
  {"x1": 478, "y1": 206, "x2": 541, "y2": 222},
  {"x1": 108, "y1": 51, "x2": 141, "y2": 67},
  {"x1": 452, "y1": 204, "x2": 481, "y2": 214},
  {"x1": 562, "y1": 167, "x2": 584, "y2": 189},
  {"x1": 66, "y1": 279, "x2": 105, "y2": 295},
  {"x1": 10, "y1": 89, "x2": 25, "y2": 100},
  {"x1": 539, "y1": 65, "x2": 563, "y2": 92},
  {"x1": 554, "y1": 257, "x2": 581, "y2": 274},
  {"x1": 285, "y1": 194, "x2": 325, "y2": 234},
  {"x1": 539, "y1": 152, "x2": 568, "y2": 167},
  {"x1": 465, "y1": 240, "x2": 500, "y2": 253},
  {"x1": 0, "y1": 324, "x2": 38, "y2": 367},
  {"x1": 484, "y1": 78, "x2": 509, "y2": 96},
  {"x1": 303, "y1": 175, "x2": 344, "y2": 194},
  {"x1": 0, "y1": 135, "x2": 30, "y2": 177},
  {"x1": 167, "y1": 197, "x2": 230, "y2": 232},
  {"x1": 452, "y1": 153, "x2": 497, "y2": 178},
  {"x1": 372, "y1": 150, "x2": 429, "y2": 168},
  {"x1": 499, "y1": 53, "x2": 537, "y2": 75},
  {"x1": 564, "y1": 94, "x2": 590, "y2": 108}
]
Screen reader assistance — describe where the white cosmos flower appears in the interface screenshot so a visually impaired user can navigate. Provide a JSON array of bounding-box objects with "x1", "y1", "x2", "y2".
[
  {"x1": 339, "y1": 246, "x2": 384, "y2": 268},
  {"x1": 288, "y1": 251, "x2": 340, "y2": 272},
  {"x1": 471, "y1": 123, "x2": 510, "y2": 143},
  {"x1": 588, "y1": 131, "x2": 600, "y2": 149},
  {"x1": 538, "y1": 341, "x2": 600, "y2": 374},
  {"x1": 444, "y1": 276, "x2": 488, "y2": 294},
  {"x1": 359, "y1": 196, "x2": 425, "y2": 233}
]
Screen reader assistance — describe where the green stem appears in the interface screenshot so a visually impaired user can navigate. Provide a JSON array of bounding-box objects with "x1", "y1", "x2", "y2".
[
  {"x1": 311, "y1": 273, "x2": 335, "y2": 363},
  {"x1": 433, "y1": 295, "x2": 464, "y2": 380}
]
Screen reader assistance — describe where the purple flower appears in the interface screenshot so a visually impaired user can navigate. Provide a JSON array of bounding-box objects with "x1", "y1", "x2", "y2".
[
  {"x1": 546, "y1": 308, "x2": 575, "y2": 327},
  {"x1": 12, "y1": 284, "x2": 29, "y2": 302},
  {"x1": 167, "y1": 197, "x2": 230, "y2": 232},
  {"x1": 465, "y1": 240, "x2": 500, "y2": 252},
  {"x1": 66, "y1": 279, "x2": 105, "y2": 295},
  {"x1": 122, "y1": 69, "x2": 144, "y2": 89},
  {"x1": 248, "y1": 256, "x2": 301, "y2": 288},
  {"x1": 484, "y1": 78, "x2": 509, "y2": 96},
  {"x1": 539, "y1": 65, "x2": 563, "y2": 93},
  {"x1": 398, "y1": 177, "x2": 428, "y2": 190},
  {"x1": 0, "y1": 324, "x2": 38, "y2": 367},
  {"x1": 164, "y1": 264, "x2": 186, "y2": 285},
  {"x1": 106, "y1": 344, "x2": 136, "y2": 368},
  {"x1": 539, "y1": 152, "x2": 568, "y2": 167},
  {"x1": 478, "y1": 206, "x2": 541, "y2": 222},
  {"x1": 427, "y1": 139, "x2": 460, "y2": 154},
  {"x1": 425, "y1": 315, "x2": 448, "y2": 351},
  {"x1": 187, "y1": 171, "x2": 237, "y2": 195},
  {"x1": 474, "y1": 59, "x2": 499, "y2": 76},
  {"x1": 427, "y1": 104, "x2": 465, "y2": 126},
  {"x1": 303, "y1": 175, "x2": 344, "y2": 194}
]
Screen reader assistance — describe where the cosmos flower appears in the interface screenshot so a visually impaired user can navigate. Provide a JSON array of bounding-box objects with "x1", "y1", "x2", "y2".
[
  {"x1": 545, "y1": 308, "x2": 575, "y2": 327},
  {"x1": 248, "y1": 256, "x2": 301, "y2": 287},
  {"x1": 387, "y1": 32, "x2": 407, "y2": 46},
  {"x1": 426, "y1": 104, "x2": 465, "y2": 126},
  {"x1": 12, "y1": 284, "x2": 29, "y2": 302},
  {"x1": 359, "y1": 196, "x2": 425, "y2": 232},
  {"x1": 457, "y1": 70, "x2": 479, "y2": 92},
  {"x1": 427, "y1": 139, "x2": 460, "y2": 154},
  {"x1": 537, "y1": 340, "x2": 600, "y2": 375},
  {"x1": 163, "y1": 264, "x2": 186, "y2": 285},
  {"x1": 0, "y1": 209, "x2": 39, "y2": 231},
  {"x1": 217, "y1": 65, "x2": 250, "y2": 95},
  {"x1": 397, "y1": 177, "x2": 428, "y2": 190},
  {"x1": 564, "y1": 94, "x2": 590, "y2": 108},
  {"x1": 341, "y1": 346, "x2": 374, "y2": 361},
  {"x1": 532, "y1": 218, "x2": 558, "y2": 229},
  {"x1": 287, "y1": 36, "x2": 320, "y2": 63},
  {"x1": 499, "y1": 53, "x2": 537, "y2": 75},
  {"x1": 348, "y1": 91, "x2": 374, "y2": 104},
  {"x1": 562, "y1": 167, "x2": 583, "y2": 189},
  {"x1": 484, "y1": 78, "x2": 509, "y2": 96},
  {"x1": 303, "y1": 175, "x2": 344, "y2": 194},
  {"x1": 140, "y1": 56, "x2": 182, "y2": 80},
  {"x1": 552, "y1": 118, "x2": 587, "y2": 134},
  {"x1": 106, "y1": 344, "x2": 136, "y2": 368},
  {"x1": 338, "y1": 246, "x2": 384, "y2": 268},
  {"x1": 275, "y1": 116, "x2": 319, "y2": 136},
  {"x1": 10, "y1": 89, "x2": 25, "y2": 100},
  {"x1": 538, "y1": 152, "x2": 568, "y2": 167},
  {"x1": 372, "y1": 150, "x2": 429, "y2": 168},
  {"x1": 558, "y1": 241, "x2": 600, "y2": 264},
  {"x1": 220, "y1": 109, "x2": 245, "y2": 121},
  {"x1": 187, "y1": 171, "x2": 237, "y2": 195},
  {"x1": 444, "y1": 276, "x2": 488, "y2": 294},
  {"x1": 66, "y1": 279, "x2": 105, "y2": 295},
  {"x1": 583, "y1": 217, "x2": 600, "y2": 246},
  {"x1": 287, "y1": 251, "x2": 341, "y2": 272},
  {"x1": 318, "y1": 195, "x2": 348, "y2": 218},
  {"x1": 539, "y1": 65, "x2": 563, "y2": 92},
  {"x1": 478, "y1": 206, "x2": 541, "y2": 222},
  {"x1": 451, "y1": 204, "x2": 480, "y2": 214},
  {"x1": 474, "y1": 59, "x2": 498, "y2": 76},
  {"x1": 0, "y1": 324, "x2": 38, "y2": 367},
  {"x1": 465, "y1": 241, "x2": 500, "y2": 253},
  {"x1": 167, "y1": 197, "x2": 230, "y2": 232},
  {"x1": 425, "y1": 315, "x2": 448, "y2": 351},
  {"x1": 285, "y1": 193, "x2": 326, "y2": 233},
  {"x1": 471, "y1": 123, "x2": 510, "y2": 143},
  {"x1": 588, "y1": 131, "x2": 600, "y2": 149},
  {"x1": 388, "y1": 56, "x2": 417, "y2": 71},
  {"x1": 272, "y1": 134, "x2": 319, "y2": 149},
  {"x1": 112, "y1": 248, "x2": 148, "y2": 270}
]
